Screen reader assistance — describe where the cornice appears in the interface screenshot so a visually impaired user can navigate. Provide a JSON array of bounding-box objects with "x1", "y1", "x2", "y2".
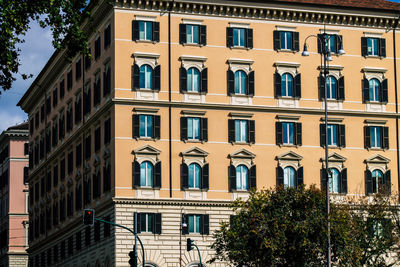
[
  {"x1": 113, "y1": 197, "x2": 232, "y2": 207},
  {"x1": 114, "y1": 0, "x2": 400, "y2": 29}
]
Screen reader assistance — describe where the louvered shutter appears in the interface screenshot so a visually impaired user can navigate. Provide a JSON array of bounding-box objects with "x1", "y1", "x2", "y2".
[
  {"x1": 228, "y1": 119, "x2": 235, "y2": 143},
  {"x1": 336, "y1": 35, "x2": 343, "y2": 53},
  {"x1": 338, "y1": 76, "x2": 345, "y2": 100},
  {"x1": 154, "y1": 213, "x2": 162, "y2": 234},
  {"x1": 180, "y1": 117, "x2": 187, "y2": 141},
  {"x1": 132, "y1": 115, "x2": 140, "y2": 138},
  {"x1": 132, "y1": 21, "x2": 139, "y2": 41},
  {"x1": 317, "y1": 34, "x2": 324, "y2": 54},
  {"x1": 181, "y1": 164, "x2": 188, "y2": 190},
  {"x1": 381, "y1": 78, "x2": 388, "y2": 103},
  {"x1": 294, "y1": 73, "x2": 301, "y2": 98},
  {"x1": 320, "y1": 124, "x2": 326, "y2": 147},
  {"x1": 341, "y1": 168, "x2": 347, "y2": 194},
  {"x1": 339, "y1": 124, "x2": 346, "y2": 148},
  {"x1": 248, "y1": 120, "x2": 255, "y2": 144},
  {"x1": 201, "y1": 215, "x2": 209, "y2": 235},
  {"x1": 319, "y1": 75, "x2": 325, "y2": 100},
  {"x1": 226, "y1": 27, "x2": 233, "y2": 47},
  {"x1": 273, "y1": 31, "x2": 280, "y2": 50},
  {"x1": 227, "y1": 70, "x2": 235, "y2": 95},
  {"x1": 276, "y1": 122, "x2": 283, "y2": 145},
  {"x1": 135, "y1": 212, "x2": 141, "y2": 233},
  {"x1": 379, "y1": 38, "x2": 386, "y2": 57},
  {"x1": 133, "y1": 64, "x2": 140, "y2": 90},
  {"x1": 202, "y1": 164, "x2": 209, "y2": 190},
  {"x1": 383, "y1": 127, "x2": 389, "y2": 149},
  {"x1": 293, "y1": 32, "x2": 300, "y2": 51},
  {"x1": 321, "y1": 168, "x2": 327, "y2": 191},
  {"x1": 248, "y1": 71, "x2": 255, "y2": 96},
  {"x1": 384, "y1": 170, "x2": 391, "y2": 194},
  {"x1": 296, "y1": 167, "x2": 304, "y2": 187},
  {"x1": 246, "y1": 28, "x2": 253, "y2": 49},
  {"x1": 153, "y1": 115, "x2": 160, "y2": 139},
  {"x1": 153, "y1": 65, "x2": 161, "y2": 91},
  {"x1": 274, "y1": 73, "x2": 282, "y2": 97},
  {"x1": 200, "y1": 25, "x2": 207, "y2": 46},
  {"x1": 295, "y1": 123, "x2": 302, "y2": 146},
  {"x1": 179, "y1": 24, "x2": 186, "y2": 44},
  {"x1": 201, "y1": 118, "x2": 208, "y2": 142},
  {"x1": 154, "y1": 161, "x2": 161, "y2": 189},
  {"x1": 180, "y1": 67, "x2": 187, "y2": 93},
  {"x1": 152, "y1": 22, "x2": 160, "y2": 42},
  {"x1": 249, "y1": 165, "x2": 257, "y2": 189},
  {"x1": 276, "y1": 166, "x2": 284, "y2": 186},
  {"x1": 366, "y1": 170, "x2": 373, "y2": 195},
  {"x1": 133, "y1": 161, "x2": 140, "y2": 188},
  {"x1": 363, "y1": 78, "x2": 370, "y2": 102},
  {"x1": 201, "y1": 68, "x2": 208, "y2": 93},
  {"x1": 229, "y1": 165, "x2": 236, "y2": 191},
  {"x1": 361, "y1": 37, "x2": 368, "y2": 56},
  {"x1": 364, "y1": 126, "x2": 371, "y2": 149}
]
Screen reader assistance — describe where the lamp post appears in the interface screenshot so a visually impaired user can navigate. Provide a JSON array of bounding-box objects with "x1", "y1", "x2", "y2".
[{"x1": 301, "y1": 28, "x2": 345, "y2": 267}]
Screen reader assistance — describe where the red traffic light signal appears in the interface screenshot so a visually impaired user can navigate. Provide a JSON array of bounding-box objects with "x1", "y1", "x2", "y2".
[{"x1": 83, "y1": 209, "x2": 95, "y2": 226}]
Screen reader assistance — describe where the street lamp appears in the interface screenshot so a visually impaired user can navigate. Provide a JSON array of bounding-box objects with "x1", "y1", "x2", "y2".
[{"x1": 301, "y1": 29, "x2": 345, "y2": 267}]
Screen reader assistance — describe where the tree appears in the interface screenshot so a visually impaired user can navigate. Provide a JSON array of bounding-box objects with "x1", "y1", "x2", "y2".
[
  {"x1": 209, "y1": 186, "x2": 399, "y2": 267},
  {"x1": 0, "y1": 0, "x2": 93, "y2": 92}
]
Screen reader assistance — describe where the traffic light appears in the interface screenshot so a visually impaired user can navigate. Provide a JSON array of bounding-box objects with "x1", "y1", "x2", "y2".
[
  {"x1": 128, "y1": 250, "x2": 137, "y2": 267},
  {"x1": 187, "y1": 238, "x2": 193, "y2": 251},
  {"x1": 83, "y1": 209, "x2": 95, "y2": 226}
]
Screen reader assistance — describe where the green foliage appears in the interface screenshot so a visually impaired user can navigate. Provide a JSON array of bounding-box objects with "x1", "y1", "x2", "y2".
[
  {"x1": 0, "y1": 0, "x2": 93, "y2": 92},
  {"x1": 210, "y1": 186, "x2": 399, "y2": 267}
]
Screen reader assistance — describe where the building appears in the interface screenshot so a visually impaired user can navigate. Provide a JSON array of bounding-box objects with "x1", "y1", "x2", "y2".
[
  {"x1": 0, "y1": 123, "x2": 29, "y2": 267},
  {"x1": 17, "y1": 0, "x2": 400, "y2": 266}
]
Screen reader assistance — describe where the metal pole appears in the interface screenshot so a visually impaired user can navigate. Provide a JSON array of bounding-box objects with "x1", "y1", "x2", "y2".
[
  {"x1": 192, "y1": 244, "x2": 202, "y2": 266},
  {"x1": 134, "y1": 213, "x2": 138, "y2": 266},
  {"x1": 322, "y1": 29, "x2": 331, "y2": 267}
]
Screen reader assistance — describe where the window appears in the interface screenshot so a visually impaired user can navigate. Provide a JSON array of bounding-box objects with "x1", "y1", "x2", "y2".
[
  {"x1": 53, "y1": 164, "x2": 58, "y2": 187},
  {"x1": 104, "y1": 24, "x2": 111, "y2": 49},
  {"x1": 229, "y1": 163, "x2": 256, "y2": 191},
  {"x1": 182, "y1": 214, "x2": 209, "y2": 235},
  {"x1": 76, "y1": 59, "x2": 82, "y2": 81},
  {"x1": 326, "y1": 76, "x2": 337, "y2": 99},
  {"x1": 273, "y1": 30, "x2": 299, "y2": 51},
  {"x1": 95, "y1": 36, "x2": 101, "y2": 60},
  {"x1": 319, "y1": 75, "x2": 345, "y2": 101},
  {"x1": 76, "y1": 231, "x2": 82, "y2": 251},
  {"x1": 104, "y1": 118, "x2": 111, "y2": 145},
  {"x1": 93, "y1": 72, "x2": 101, "y2": 106},
  {"x1": 85, "y1": 135, "x2": 91, "y2": 160},
  {"x1": 133, "y1": 64, "x2": 160, "y2": 91},
  {"x1": 181, "y1": 117, "x2": 207, "y2": 141},
  {"x1": 179, "y1": 24, "x2": 206, "y2": 45},
  {"x1": 95, "y1": 127, "x2": 101, "y2": 152},
  {"x1": 274, "y1": 72, "x2": 301, "y2": 98},
  {"x1": 140, "y1": 64, "x2": 153, "y2": 89},
  {"x1": 276, "y1": 166, "x2": 303, "y2": 188},
  {"x1": 76, "y1": 143, "x2": 82, "y2": 167},
  {"x1": 320, "y1": 124, "x2": 345, "y2": 148},
  {"x1": 187, "y1": 118, "x2": 200, "y2": 140},
  {"x1": 66, "y1": 102, "x2": 73, "y2": 132},
  {"x1": 180, "y1": 66, "x2": 207, "y2": 93},
  {"x1": 84, "y1": 48, "x2": 91, "y2": 71},
  {"x1": 187, "y1": 67, "x2": 200, "y2": 92},
  {"x1": 67, "y1": 70, "x2": 73, "y2": 90},
  {"x1": 235, "y1": 165, "x2": 248, "y2": 190},
  {"x1": 103, "y1": 62, "x2": 111, "y2": 96},
  {"x1": 321, "y1": 168, "x2": 347, "y2": 194},
  {"x1": 132, "y1": 21, "x2": 160, "y2": 42},
  {"x1": 317, "y1": 34, "x2": 343, "y2": 54},
  {"x1": 53, "y1": 87, "x2": 58, "y2": 107},
  {"x1": 94, "y1": 221, "x2": 100, "y2": 241},
  {"x1": 135, "y1": 213, "x2": 162, "y2": 234},
  {"x1": 83, "y1": 83, "x2": 91, "y2": 116},
  {"x1": 276, "y1": 122, "x2": 302, "y2": 146},
  {"x1": 181, "y1": 162, "x2": 209, "y2": 190},
  {"x1": 132, "y1": 160, "x2": 161, "y2": 189},
  {"x1": 68, "y1": 151, "x2": 73, "y2": 174},
  {"x1": 362, "y1": 37, "x2": 386, "y2": 57},
  {"x1": 75, "y1": 183, "x2": 82, "y2": 211},
  {"x1": 228, "y1": 119, "x2": 255, "y2": 144},
  {"x1": 132, "y1": 114, "x2": 160, "y2": 139},
  {"x1": 226, "y1": 27, "x2": 253, "y2": 48},
  {"x1": 75, "y1": 94, "x2": 82, "y2": 124},
  {"x1": 140, "y1": 161, "x2": 153, "y2": 187},
  {"x1": 59, "y1": 111, "x2": 65, "y2": 140},
  {"x1": 234, "y1": 70, "x2": 247, "y2": 95},
  {"x1": 103, "y1": 164, "x2": 111, "y2": 192},
  {"x1": 366, "y1": 169, "x2": 391, "y2": 195},
  {"x1": 365, "y1": 126, "x2": 389, "y2": 149},
  {"x1": 364, "y1": 78, "x2": 388, "y2": 103},
  {"x1": 60, "y1": 158, "x2": 65, "y2": 180},
  {"x1": 281, "y1": 73, "x2": 293, "y2": 97},
  {"x1": 46, "y1": 96, "x2": 51, "y2": 116}
]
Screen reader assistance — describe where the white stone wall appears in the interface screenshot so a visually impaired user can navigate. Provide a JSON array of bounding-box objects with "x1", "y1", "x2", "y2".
[
  {"x1": 8, "y1": 254, "x2": 28, "y2": 267},
  {"x1": 114, "y1": 200, "x2": 233, "y2": 267}
]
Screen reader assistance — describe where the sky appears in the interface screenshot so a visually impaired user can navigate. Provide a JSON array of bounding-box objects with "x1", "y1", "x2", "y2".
[{"x1": 1, "y1": 0, "x2": 400, "y2": 132}]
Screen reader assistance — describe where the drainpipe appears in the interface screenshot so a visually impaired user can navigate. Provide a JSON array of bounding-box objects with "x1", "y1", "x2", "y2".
[
  {"x1": 168, "y1": 0, "x2": 174, "y2": 198},
  {"x1": 393, "y1": 16, "x2": 400, "y2": 201}
]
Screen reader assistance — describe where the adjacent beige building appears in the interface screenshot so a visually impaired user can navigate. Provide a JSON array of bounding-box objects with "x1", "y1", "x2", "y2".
[{"x1": 18, "y1": 0, "x2": 400, "y2": 266}]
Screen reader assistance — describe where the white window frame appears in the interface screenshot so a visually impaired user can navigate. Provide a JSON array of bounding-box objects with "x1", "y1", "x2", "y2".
[{"x1": 139, "y1": 115, "x2": 153, "y2": 138}]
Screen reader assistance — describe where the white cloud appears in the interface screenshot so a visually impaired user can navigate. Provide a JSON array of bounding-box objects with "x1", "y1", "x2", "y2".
[{"x1": 0, "y1": 110, "x2": 27, "y2": 132}]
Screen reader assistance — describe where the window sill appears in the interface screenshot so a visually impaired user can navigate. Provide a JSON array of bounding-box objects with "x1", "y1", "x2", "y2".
[
  {"x1": 135, "y1": 39, "x2": 157, "y2": 44},
  {"x1": 276, "y1": 49, "x2": 297, "y2": 53},
  {"x1": 367, "y1": 147, "x2": 386, "y2": 151},
  {"x1": 135, "y1": 137, "x2": 157, "y2": 141},
  {"x1": 134, "y1": 88, "x2": 159, "y2": 92},
  {"x1": 183, "y1": 139, "x2": 205, "y2": 144},
  {"x1": 276, "y1": 96, "x2": 300, "y2": 99},
  {"x1": 184, "y1": 188, "x2": 203, "y2": 192},
  {"x1": 182, "y1": 43, "x2": 204, "y2": 47},
  {"x1": 278, "y1": 144, "x2": 299, "y2": 148},
  {"x1": 364, "y1": 101, "x2": 387, "y2": 105},
  {"x1": 229, "y1": 46, "x2": 251, "y2": 50},
  {"x1": 364, "y1": 55, "x2": 383, "y2": 59},
  {"x1": 231, "y1": 141, "x2": 252, "y2": 145},
  {"x1": 183, "y1": 91, "x2": 204, "y2": 95}
]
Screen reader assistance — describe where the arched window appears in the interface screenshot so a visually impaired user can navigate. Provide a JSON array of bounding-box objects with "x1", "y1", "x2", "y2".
[
  {"x1": 329, "y1": 168, "x2": 340, "y2": 193},
  {"x1": 236, "y1": 165, "x2": 248, "y2": 190},
  {"x1": 326, "y1": 76, "x2": 337, "y2": 99},
  {"x1": 140, "y1": 161, "x2": 153, "y2": 187},
  {"x1": 140, "y1": 64, "x2": 153, "y2": 89},
  {"x1": 372, "y1": 169, "x2": 384, "y2": 194},
  {"x1": 281, "y1": 73, "x2": 293, "y2": 97},
  {"x1": 234, "y1": 70, "x2": 247, "y2": 94},
  {"x1": 188, "y1": 163, "x2": 201, "y2": 189},
  {"x1": 187, "y1": 67, "x2": 200, "y2": 92},
  {"x1": 283, "y1": 166, "x2": 295, "y2": 188},
  {"x1": 369, "y1": 78, "x2": 380, "y2": 102}
]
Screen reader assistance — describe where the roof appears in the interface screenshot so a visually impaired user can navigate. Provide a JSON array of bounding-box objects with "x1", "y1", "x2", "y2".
[
  {"x1": 239, "y1": 0, "x2": 400, "y2": 11},
  {"x1": 7, "y1": 122, "x2": 28, "y2": 131}
]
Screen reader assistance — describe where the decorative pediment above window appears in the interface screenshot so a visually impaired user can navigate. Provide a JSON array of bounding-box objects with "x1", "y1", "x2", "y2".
[
  {"x1": 317, "y1": 65, "x2": 343, "y2": 79},
  {"x1": 132, "y1": 52, "x2": 160, "y2": 68},
  {"x1": 227, "y1": 58, "x2": 254, "y2": 73},
  {"x1": 133, "y1": 145, "x2": 161, "y2": 165},
  {"x1": 180, "y1": 55, "x2": 207, "y2": 70},
  {"x1": 276, "y1": 151, "x2": 303, "y2": 169},
  {"x1": 180, "y1": 147, "x2": 209, "y2": 166},
  {"x1": 362, "y1": 67, "x2": 387, "y2": 81},
  {"x1": 229, "y1": 149, "x2": 256, "y2": 168},
  {"x1": 321, "y1": 152, "x2": 347, "y2": 170},
  {"x1": 274, "y1": 61, "x2": 300, "y2": 76},
  {"x1": 365, "y1": 154, "x2": 390, "y2": 171}
]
